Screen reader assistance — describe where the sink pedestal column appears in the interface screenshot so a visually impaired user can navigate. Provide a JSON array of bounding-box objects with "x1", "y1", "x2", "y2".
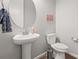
[{"x1": 22, "y1": 44, "x2": 32, "y2": 59}]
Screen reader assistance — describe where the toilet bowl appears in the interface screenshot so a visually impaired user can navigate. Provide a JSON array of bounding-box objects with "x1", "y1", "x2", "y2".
[
  {"x1": 51, "y1": 43, "x2": 68, "y2": 59},
  {"x1": 51, "y1": 43, "x2": 68, "y2": 52},
  {"x1": 46, "y1": 33, "x2": 68, "y2": 59}
]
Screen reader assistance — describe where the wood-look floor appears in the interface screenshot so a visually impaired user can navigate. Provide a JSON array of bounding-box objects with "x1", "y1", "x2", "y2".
[
  {"x1": 39, "y1": 55, "x2": 47, "y2": 59},
  {"x1": 39, "y1": 53, "x2": 77, "y2": 59},
  {"x1": 65, "y1": 53, "x2": 77, "y2": 59}
]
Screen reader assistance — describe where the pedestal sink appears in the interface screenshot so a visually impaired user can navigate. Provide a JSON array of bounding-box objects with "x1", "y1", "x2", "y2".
[{"x1": 13, "y1": 33, "x2": 40, "y2": 59}]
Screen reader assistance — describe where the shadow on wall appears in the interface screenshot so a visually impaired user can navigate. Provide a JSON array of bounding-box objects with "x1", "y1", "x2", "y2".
[{"x1": 56, "y1": 37, "x2": 61, "y2": 43}]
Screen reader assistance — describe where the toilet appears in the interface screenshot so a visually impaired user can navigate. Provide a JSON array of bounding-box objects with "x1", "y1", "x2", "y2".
[{"x1": 46, "y1": 33, "x2": 68, "y2": 59}]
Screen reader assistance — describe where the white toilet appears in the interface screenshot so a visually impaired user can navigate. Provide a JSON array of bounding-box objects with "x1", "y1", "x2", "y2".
[{"x1": 46, "y1": 33, "x2": 68, "y2": 59}]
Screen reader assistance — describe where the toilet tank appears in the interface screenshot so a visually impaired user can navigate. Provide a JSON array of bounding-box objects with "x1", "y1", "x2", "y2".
[{"x1": 46, "y1": 33, "x2": 56, "y2": 45}]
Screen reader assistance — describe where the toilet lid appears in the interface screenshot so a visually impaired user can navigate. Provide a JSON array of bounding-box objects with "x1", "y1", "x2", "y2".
[{"x1": 53, "y1": 43, "x2": 68, "y2": 50}]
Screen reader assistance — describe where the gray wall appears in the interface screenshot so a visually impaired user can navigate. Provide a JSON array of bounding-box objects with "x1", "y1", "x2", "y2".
[
  {"x1": 31, "y1": 0, "x2": 56, "y2": 58},
  {"x1": 0, "y1": 0, "x2": 22, "y2": 59},
  {"x1": 0, "y1": 0, "x2": 24, "y2": 59},
  {"x1": 56, "y1": 0, "x2": 78, "y2": 57},
  {"x1": 0, "y1": 32, "x2": 21, "y2": 59}
]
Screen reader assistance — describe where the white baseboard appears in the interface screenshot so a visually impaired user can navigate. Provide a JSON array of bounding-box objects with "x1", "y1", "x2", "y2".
[
  {"x1": 34, "y1": 51, "x2": 47, "y2": 59},
  {"x1": 34, "y1": 51, "x2": 78, "y2": 59}
]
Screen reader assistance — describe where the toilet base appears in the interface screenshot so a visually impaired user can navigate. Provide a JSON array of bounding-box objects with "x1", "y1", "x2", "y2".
[{"x1": 54, "y1": 51, "x2": 65, "y2": 59}]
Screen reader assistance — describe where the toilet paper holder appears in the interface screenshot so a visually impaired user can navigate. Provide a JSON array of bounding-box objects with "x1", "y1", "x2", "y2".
[{"x1": 72, "y1": 37, "x2": 78, "y2": 43}]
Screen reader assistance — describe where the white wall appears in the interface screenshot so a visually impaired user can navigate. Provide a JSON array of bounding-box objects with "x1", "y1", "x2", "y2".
[
  {"x1": 0, "y1": 0, "x2": 23, "y2": 59},
  {"x1": 0, "y1": 15, "x2": 21, "y2": 59},
  {"x1": 0, "y1": 33, "x2": 21, "y2": 59},
  {"x1": 56, "y1": 0, "x2": 78, "y2": 57},
  {"x1": 31, "y1": 0, "x2": 56, "y2": 58}
]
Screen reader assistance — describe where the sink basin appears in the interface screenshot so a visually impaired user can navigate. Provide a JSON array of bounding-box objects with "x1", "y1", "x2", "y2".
[
  {"x1": 13, "y1": 33, "x2": 40, "y2": 45},
  {"x1": 13, "y1": 33, "x2": 40, "y2": 59}
]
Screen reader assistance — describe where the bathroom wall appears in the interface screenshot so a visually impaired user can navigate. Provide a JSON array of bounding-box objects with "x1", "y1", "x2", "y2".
[
  {"x1": 0, "y1": 33, "x2": 20, "y2": 59},
  {"x1": 31, "y1": 0, "x2": 56, "y2": 58},
  {"x1": 0, "y1": 0, "x2": 22, "y2": 59},
  {"x1": 0, "y1": 21, "x2": 21, "y2": 59},
  {"x1": 56, "y1": 0, "x2": 78, "y2": 58},
  {"x1": 0, "y1": 0, "x2": 56, "y2": 59},
  {"x1": 0, "y1": 17, "x2": 21, "y2": 59}
]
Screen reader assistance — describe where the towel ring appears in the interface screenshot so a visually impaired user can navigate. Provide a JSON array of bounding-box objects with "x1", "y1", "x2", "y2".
[{"x1": 1, "y1": 0, "x2": 4, "y2": 8}]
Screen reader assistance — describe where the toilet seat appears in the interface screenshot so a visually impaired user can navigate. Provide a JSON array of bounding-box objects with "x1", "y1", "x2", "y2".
[
  {"x1": 51, "y1": 43, "x2": 68, "y2": 52},
  {"x1": 54, "y1": 43, "x2": 68, "y2": 50}
]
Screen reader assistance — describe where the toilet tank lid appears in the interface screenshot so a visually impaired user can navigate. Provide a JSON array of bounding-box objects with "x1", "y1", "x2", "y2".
[{"x1": 46, "y1": 33, "x2": 56, "y2": 37}]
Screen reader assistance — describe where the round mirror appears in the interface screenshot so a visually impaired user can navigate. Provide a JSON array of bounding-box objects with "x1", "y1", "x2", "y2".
[
  {"x1": 9, "y1": 0, "x2": 36, "y2": 29},
  {"x1": 24, "y1": 0, "x2": 36, "y2": 30},
  {"x1": 9, "y1": 0, "x2": 24, "y2": 28}
]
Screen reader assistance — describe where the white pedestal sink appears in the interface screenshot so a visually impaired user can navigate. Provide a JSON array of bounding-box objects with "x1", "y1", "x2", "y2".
[{"x1": 13, "y1": 33, "x2": 40, "y2": 59}]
